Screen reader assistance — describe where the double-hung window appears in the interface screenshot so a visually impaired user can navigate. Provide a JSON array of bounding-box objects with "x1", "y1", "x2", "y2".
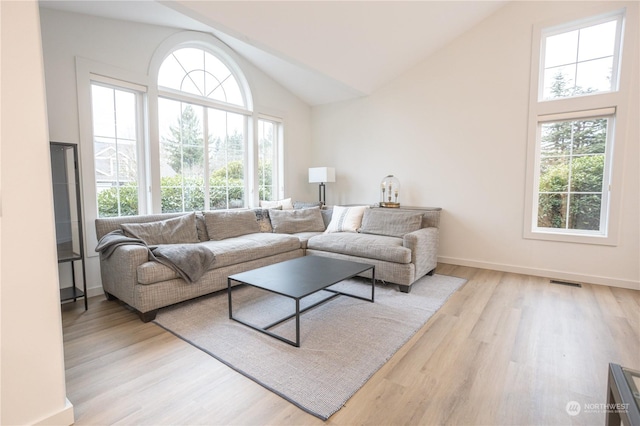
[
  {"x1": 90, "y1": 78, "x2": 146, "y2": 218},
  {"x1": 524, "y1": 9, "x2": 627, "y2": 245}
]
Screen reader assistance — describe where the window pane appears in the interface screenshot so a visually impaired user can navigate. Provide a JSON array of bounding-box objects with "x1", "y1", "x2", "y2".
[
  {"x1": 115, "y1": 90, "x2": 136, "y2": 139},
  {"x1": 541, "y1": 121, "x2": 572, "y2": 156},
  {"x1": 258, "y1": 119, "x2": 275, "y2": 201},
  {"x1": 572, "y1": 118, "x2": 606, "y2": 154},
  {"x1": 91, "y1": 85, "x2": 116, "y2": 138},
  {"x1": 92, "y1": 84, "x2": 139, "y2": 217},
  {"x1": 159, "y1": 99, "x2": 205, "y2": 213},
  {"x1": 570, "y1": 155, "x2": 604, "y2": 192},
  {"x1": 539, "y1": 157, "x2": 569, "y2": 192},
  {"x1": 577, "y1": 20, "x2": 617, "y2": 62},
  {"x1": 542, "y1": 17, "x2": 619, "y2": 100},
  {"x1": 537, "y1": 193, "x2": 567, "y2": 229},
  {"x1": 536, "y1": 117, "x2": 609, "y2": 233},
  {"x1": 569, "y1": 194, "x2": 602, "y2": 230},
  {"x1": 575, "y1": 57, "x2": 613, "y2": 93},
  {"x1": 545, "y1": 30, "x2": 578, "y2": 68},
  {"x1": 208, "y1": 109, "x2": 245, "y2": 209},
  {"x1": 542, "y1": 66, "x2": 576, "y2": 99},
  {"x1": 221, "y1": 78, "x2": 244, "y2": 106}
]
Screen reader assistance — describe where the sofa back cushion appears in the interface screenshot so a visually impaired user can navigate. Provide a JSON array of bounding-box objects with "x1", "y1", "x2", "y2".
[
  {"x1": 121, "y1": 212, "x2": 199, "y2": 245},
  {"x1": 269, "y1": 207, "x2": 326, "y2": 234},
  {"x1": 359, "y1": 209, "x2": 423, "y2": 238},
  {"x1": 204, "y1": 210, "x2": 260, "y2": 240}
]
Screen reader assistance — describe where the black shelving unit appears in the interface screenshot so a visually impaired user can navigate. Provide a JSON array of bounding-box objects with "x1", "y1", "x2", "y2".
[{"x1": 51, "y1": 142, "x2": 88, "y2": 310}]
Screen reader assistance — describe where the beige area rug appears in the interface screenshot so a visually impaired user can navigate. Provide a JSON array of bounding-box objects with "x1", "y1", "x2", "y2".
[{"x1": 154, "y1": 274, "x2": 466, "y2": 420}]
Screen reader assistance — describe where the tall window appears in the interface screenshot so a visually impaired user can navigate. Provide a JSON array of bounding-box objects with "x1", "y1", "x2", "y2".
[
  {"x1": 537, "y1": 115, "x2": 612, "y2": 232},
  {"x1": 157, "y1": 47, "x2": 249, "y2": 212},
  {"x1": 525, "y1": 10, "x2": 625, "y2": 243},
  {"x1": 91, "y1": 82, "x2": 143, "y2": 217},
  {"x1": 258, "y1": 118, "x2": 281, "y2": 202}
]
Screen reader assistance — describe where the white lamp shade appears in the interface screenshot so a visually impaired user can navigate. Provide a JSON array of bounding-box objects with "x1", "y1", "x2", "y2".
[{"x1": 308, "y1": 167, "x2": 335, "y2": 183}]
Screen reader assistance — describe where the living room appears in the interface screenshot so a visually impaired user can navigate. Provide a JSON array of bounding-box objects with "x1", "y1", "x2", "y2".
[{"x1": 1, "y1": 1, "x2": 638, "y2": 424}]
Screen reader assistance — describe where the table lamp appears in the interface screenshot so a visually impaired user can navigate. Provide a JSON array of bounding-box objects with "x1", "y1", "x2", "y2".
[{"x1": 308, "y1": 167, "x2": 335, "y2": 205}]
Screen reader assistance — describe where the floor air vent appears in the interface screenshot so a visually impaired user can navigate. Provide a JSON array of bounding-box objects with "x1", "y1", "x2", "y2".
[{"x1": 550, "y1": 279, "x2": 582, "y2": 288}]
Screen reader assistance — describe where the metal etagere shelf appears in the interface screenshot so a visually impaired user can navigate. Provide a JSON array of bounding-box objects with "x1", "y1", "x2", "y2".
[{"x1": 51, "y1": 142, "x2": 88, "y2": 310}]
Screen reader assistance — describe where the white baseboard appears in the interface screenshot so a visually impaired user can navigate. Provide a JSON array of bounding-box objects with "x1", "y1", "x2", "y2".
[
  {"x1": 34, "y1": 398, "x2": 74, "y2": 425},
  {"x1": 86, "y1": 285, "x2": 105, "y2": 298},
  {"x1": 438, "y1": 256, "x2": 640, "y2": 291}
]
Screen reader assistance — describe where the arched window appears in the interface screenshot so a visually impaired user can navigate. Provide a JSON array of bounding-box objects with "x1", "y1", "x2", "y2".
[
  {"x1": 156, "y1": 45, "x2": 252, "y2": 212},
  {"x1": 158, "y1": 47, "x2": 246, "y2": 107}
]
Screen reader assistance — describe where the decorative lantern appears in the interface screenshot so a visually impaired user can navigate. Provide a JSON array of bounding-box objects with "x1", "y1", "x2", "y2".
[{"x1": 380, "y1": 175, "x2": 400, "y2": 208}]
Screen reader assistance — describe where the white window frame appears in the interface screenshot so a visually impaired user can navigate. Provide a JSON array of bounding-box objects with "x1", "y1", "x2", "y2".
[
  {"x1": 255, "y1": 114, "x2": 284, "y2": 205},
  {"x1": 524, "y1": 7, "x2": 632, "y2": 246},
  {"x1": 148, "y1": 32, "x2": 257, "y2": 212},
  {"x1": 76, "y1": 57, "x2": 150, "y2": 257},
  {"x1": 90, "y1": 79, "x2": 147, "y2": 218}
]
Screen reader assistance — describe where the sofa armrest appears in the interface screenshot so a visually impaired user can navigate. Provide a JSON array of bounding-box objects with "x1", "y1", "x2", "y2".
[
  {"x1": 403, "y1": 227, "x2": 439, "y2": 278},
  {"x1": 99, "y1": 244, "x2": 148, "y2": 307}
]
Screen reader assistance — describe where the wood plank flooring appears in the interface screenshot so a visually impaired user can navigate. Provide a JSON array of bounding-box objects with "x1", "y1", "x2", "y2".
[{"x1": 61, "y1": 264, "x2": 640, "y2": 425}]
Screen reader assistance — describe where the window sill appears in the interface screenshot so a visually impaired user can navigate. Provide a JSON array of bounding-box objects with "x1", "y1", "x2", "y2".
[{"x1": 523, "y1": 229, "x2": 618, "y2": 246}]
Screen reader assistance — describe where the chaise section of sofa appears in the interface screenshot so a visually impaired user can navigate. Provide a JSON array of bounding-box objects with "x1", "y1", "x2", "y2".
[{"x1": 305, "y1": 207, "x2": 440, "y2": 292}]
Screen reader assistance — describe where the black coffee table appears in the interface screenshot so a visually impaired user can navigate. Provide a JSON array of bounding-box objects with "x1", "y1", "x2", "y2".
[{"x1": 227, "y1": 256, "x2": 375, "y2": 347}]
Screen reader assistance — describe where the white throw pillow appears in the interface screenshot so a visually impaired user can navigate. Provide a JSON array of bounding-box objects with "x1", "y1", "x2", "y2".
[
  {"x1": 260, "y1": 198, "x2": 294, "y2": 210},
  {"x1": 324, "y1": 205, "x2": 369, "y2": 233}
]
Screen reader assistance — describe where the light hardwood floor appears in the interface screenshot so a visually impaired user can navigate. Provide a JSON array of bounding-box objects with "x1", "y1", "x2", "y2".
[{"x1": 62, "y1": 264, "x2": 640, "y2": 425}]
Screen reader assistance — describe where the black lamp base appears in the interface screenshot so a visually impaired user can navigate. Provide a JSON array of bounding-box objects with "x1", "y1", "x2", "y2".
[{"x1": 318, "y1": 183, "x2": 326, "y2": 205}]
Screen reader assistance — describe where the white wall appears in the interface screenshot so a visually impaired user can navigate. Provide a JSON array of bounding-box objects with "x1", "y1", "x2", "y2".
[
  {"x1": 39, "y1": 8, "x2": 313, "y2": 295},
  {"x1": 0, "y1": 1, "x2": 74, "y2": 424},
  {"x1": 312, "y1": 1, "x2": 639, "y2": 289}
]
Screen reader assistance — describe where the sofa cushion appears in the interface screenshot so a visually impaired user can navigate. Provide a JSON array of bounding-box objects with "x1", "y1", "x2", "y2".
[
  {"x1": 204, "y1": 210, "x2": 260, "y2": 240},
  {"x1": 137, "y1": 233, "x2": 301, "y2": 285},
  {"x1": 324, "y1": 205, "x2": 369, "y2": 233},
  {"x1": 270, "y1": 207, "x2": 325, "y2": 234},
  {"x1": 121, "y1": 213, "x2": 199, "y2": 245},
  {"x1": 291, "y1": 231, "x2": 324, "y2": 249},
  {"x1": 199, "y1": 233, "x2": 301, "y2": 269},
  {"x1": 260, "y1": 197, "x2": 294, "y2": 210},
  {"x1": 360, "y1": 209, "x2": 423, "y2": 238},
  {"x1": 293, "y1": 201, "x2": 323, "y2": 209},
  {"x1": 307, "y1": 232, "x2": 411, "y2": 264}
]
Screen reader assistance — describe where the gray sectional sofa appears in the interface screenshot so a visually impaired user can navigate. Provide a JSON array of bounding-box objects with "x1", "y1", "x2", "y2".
[{"x1": 95, "y1": 205, "x2": 440, "y2": 322}]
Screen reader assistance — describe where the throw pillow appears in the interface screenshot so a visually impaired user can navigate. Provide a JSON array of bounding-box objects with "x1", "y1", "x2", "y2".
[
  {"x1": 121, "y1": 213, "x2": 199, "y2": 245},
  {"x1": 270, "y1": 207, "x2": 326, "y2": 234},
  {"x1": 324, "y1": 205, "x2": 369, "y2": 233},
  {"x1": 260, "y1": 198, "x2": 294, "y2": 210},
  {"x1": 204, "y1": 210, "x2": 260, "y2": 241},
  {"x1": 253, "y1": 207, "x2": 282, "y2": 233},
  {"x1": 360, "y1": 209, "x2": 423, "y2": 238}
]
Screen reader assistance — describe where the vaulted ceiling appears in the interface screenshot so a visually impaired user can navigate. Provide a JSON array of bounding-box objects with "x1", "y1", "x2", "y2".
[{"x1": 39, "y1": 0, "x2": 507, "y2": 105}]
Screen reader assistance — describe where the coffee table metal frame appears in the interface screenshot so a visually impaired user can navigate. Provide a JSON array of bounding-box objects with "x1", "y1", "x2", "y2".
[{"x1": 227, "y1": 256, "x2": 375, "y2": 347}]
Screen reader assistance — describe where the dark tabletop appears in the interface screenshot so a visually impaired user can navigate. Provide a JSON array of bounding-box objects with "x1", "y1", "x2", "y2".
[{"x1": 228, "y1": 256, "x2": 374, "y2": 299}]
